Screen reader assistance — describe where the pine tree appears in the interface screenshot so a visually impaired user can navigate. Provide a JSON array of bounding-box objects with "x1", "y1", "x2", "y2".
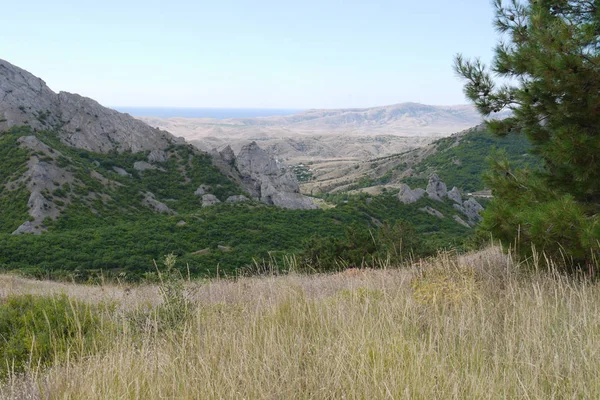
[{"x1": 455, "y1": 0, "x2": 599, "y2": 269}]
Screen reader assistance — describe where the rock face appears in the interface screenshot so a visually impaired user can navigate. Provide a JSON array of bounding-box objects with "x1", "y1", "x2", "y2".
[
  {"x1": 447, "y1": 186, "x2": 462, "y2": 204},
  {"x1": 148, "y1": 150, "x2": 168, "y2": 163},
  {"x1": 396, "y1": 173, "x2": 485, "y2": 228},
  {"x1": 397, "y1": 183, "x2": 426, "y2": 204},
  {"x1": 212, "y1": 142, "x2": 317, "y2": 210},
  {"x1": 457, "y1": 198, "x2": 485, "y2": 225},
  {"x1": 0, "y1": 58, "x2": 175, "y2": 153},
  {"x1": 426, "y1": 174, "x2": 447, "y2": 201},
  {"x1": 11, "y1": 136, "x2": 74, "y2": 234}
]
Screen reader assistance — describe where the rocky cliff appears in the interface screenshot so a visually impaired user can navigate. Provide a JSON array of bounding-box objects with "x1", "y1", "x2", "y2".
[
  {"x1": 212, "y1": 142, "x2": 317, "y2": 210},
  {"x1": 0, "y1": 59, "x2": 175, "y2": 153}
]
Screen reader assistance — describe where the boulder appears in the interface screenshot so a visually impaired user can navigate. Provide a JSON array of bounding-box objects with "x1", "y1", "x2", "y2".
[
  {"x1": 112, "y1": 167, "x2": 130, "y2": 177},
  {"x1": 142, "y1": 192, "x2": 175, "y2": 214},
  {"x1": 194, "y1": 185, "x2": 210, "y2": 196},
  {"x1": 201, "y1": 194, "x2": 221, "y2": 207},
  {"x1": 133, "y1": 161, "x2": 157, "y2": 172},
  {"x1": 225, "y1": 195, "x2": 249, "y2": 203}
]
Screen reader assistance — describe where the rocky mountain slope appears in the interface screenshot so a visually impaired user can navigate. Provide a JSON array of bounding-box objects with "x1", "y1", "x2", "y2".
[
  {"x1": 0, "y1": 59, "x2": 176, "y2": 153},
  {"x1": 0, "y1": 60, "x2": 317, "y2": 235},
  {"x1": 301, "y1": 124, "x2": 534, "y2": 195},
  {"x1": 137, "y1": 103, "x2": 503, "y2": 166}
]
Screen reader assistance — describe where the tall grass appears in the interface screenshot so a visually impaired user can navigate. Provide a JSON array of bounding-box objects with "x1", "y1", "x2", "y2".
[{"x1": 2, "y1": 247, "x2": 600, "y2": 399}]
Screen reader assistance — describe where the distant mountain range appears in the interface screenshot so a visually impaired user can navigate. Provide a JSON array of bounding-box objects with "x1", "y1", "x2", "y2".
[{"x1": 138, "y1": 102, "x2": 498, "y2": 140}]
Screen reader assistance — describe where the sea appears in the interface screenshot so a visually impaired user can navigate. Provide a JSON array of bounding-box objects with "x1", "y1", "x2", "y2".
[{"x1": 113, "y1": 107, "x2": 304, "y2": 119}]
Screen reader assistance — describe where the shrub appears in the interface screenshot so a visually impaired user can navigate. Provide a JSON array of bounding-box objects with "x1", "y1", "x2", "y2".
[{"x1": 0, "y1": 294, "x2": 113, "y2": 380}]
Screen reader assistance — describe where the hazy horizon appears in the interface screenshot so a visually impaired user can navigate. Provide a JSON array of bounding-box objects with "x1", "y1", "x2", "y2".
[{"x1": 3, "y1": 0, "x2": 497, "y2": 109}]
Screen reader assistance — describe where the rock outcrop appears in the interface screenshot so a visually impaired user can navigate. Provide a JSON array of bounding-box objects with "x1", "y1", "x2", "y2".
[
  {"x1": 226, "y1": 195, "x2": 249, "y2": 203},
  {"x1": 11, "y1": 137, "x2": 75, "y2": 234},
  {"x1": 447, "y1": 186, "x2": 462, "y2": 204},
  {"x1": 142, "y1": 192, "x2": 175, "y2": 214},
  {"x1": 397, "y1": 173, "x2": 484, "y2": 228},
  {"x1": 454, "y1": 198, "x2": 484, "y2": 225},
  {"x1": 419, "y1": 206, "x2": 444, "y2": 218},
  {"x1": 0, "y1": 58, "x2": 175, "y2": 153},
  {"x1": 426, "y1": 174, "x2": 447, "y2": 201},
  {"x1": 397, "y1": 183, "x2": 426, "y2": 204},
  {"x1": 148, "y1": 150, "x2": 168, "y2": 163},
  {"x1": 212, "y1": 142, "x2": 317, "y2": 210},
  {"x1": 201, "y1": 194, "x2": 221, "y2": 207}
]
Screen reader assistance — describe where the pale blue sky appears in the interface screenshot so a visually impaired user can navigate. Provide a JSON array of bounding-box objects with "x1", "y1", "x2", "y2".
[{"x1": 2, "y1": 0, "x2": 497, "y2": 108}]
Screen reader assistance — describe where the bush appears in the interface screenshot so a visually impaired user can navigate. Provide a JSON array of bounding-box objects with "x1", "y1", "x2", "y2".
[{"x1": 0, "y1": 294, "x2": 113, "y2": 379}]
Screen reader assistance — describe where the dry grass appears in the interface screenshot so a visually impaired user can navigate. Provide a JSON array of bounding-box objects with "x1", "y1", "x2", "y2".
[{"x1": 2, "y1": 246, "x2": 600, "y2": 399}]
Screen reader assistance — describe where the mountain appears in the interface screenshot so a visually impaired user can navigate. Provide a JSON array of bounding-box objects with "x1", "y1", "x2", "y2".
[
  {"x1": 0, "y1": 59, "x2": 176, "y2": 153},
  {"x1": 138, "y1": 103, "x2": 496, "y2": 139},
  {"x1": 0, "y1": 59, "x2": 318, "y2": 236},
  {"x1": 301, "y1": 124, "x2": 535, "y2": 195},
  {"x1": 0, "y1": 59, "x2": 478, "y2": 280}
]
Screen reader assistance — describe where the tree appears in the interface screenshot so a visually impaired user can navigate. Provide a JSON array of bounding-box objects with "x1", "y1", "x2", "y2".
[{"x1": 454, "y1": 0, "x2": 599, "y2": 269}]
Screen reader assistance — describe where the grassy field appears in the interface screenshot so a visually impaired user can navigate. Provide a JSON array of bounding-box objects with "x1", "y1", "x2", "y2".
[{"x1": 1, "y1": 247, "x2": 599, "y2": 399}]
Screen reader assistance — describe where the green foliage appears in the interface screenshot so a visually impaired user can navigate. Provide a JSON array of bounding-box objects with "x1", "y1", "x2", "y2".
[
  {"x1": 0, "y1": 127, "x2": 34, "y2": 232},
  {"x1": 0, "y1": 193, "x2": 472, "y2": 280},
  {"x1": 479, "y1": 154, "x2": 599, "y2": 268},
  {"x1": 0, "y1": 126, "x2": 474, "y2": 280},
  {"x1": 400, "y1": 127, "x2": 534, "y2": 192},
  {"x1": 0, "y1": 294, "x2": 112, "y2": 379},
  {"x1": 455, "y1": 1, "x2": 600, "y2": 268},
  {"x1": 299, "y1": 220, "x2": 431, "y2": 272}
]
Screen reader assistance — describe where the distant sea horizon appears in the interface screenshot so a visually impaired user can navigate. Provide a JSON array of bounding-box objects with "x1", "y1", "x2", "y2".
[{"x1": 113, "y1": 107, "x2": 305, "y2": 119}]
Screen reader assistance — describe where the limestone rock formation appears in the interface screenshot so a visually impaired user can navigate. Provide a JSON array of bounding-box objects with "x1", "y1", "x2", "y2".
[
  {"x1": 463, "y1": 198, "x2": 484, "y2": 223},
  {"x1": 134, "y1": 161, "x2": 159, "y2": 172},
  {"x1": 453, "y1": 198, "x2": 484, "y2": 225},
  {"x1": 10, "y1": 135, "x2": 75, "y2": 234},
  {"x1": 426, "y1": 174, "x2": 447, "y2": 201},
  {"x1": 397, "y1": 183, "x2": 426, "y2": 204},
  {"x1": 112, "y1": 167, "x2": 131, "y2": 177},
  {"x1": 142, "y1": 192, "x2": 175, "y2": 214},
  {"x1": 148, "y1": 150, "x2": 168, "y2": 163},
  {"x1": 0, "y1": 58, "x2": 175, "y2": 153},
  {"x1": 453, "y1": 215, "x2": 471, "y2": 228},
  {"x1": 201, "y1": 194, "x2": 221, "y2": 207},
  {"x1": 226, "y1": 195, "x2": 249, "y2": 203},
  {"x1": 212, "y1": 142, "x2": 317, "y2": 210},
  {"x1": 194, "y1": 185, "x2": 210, "y2": 196},
  {"x1": 396, "y1": 173, "x2": 485, "y2": 228},
  {"x1": 419, "y1": 206, "x2": 444, "y2": 218},
  {"x1": 448, "y1": 186, "x2": 462, "y2": 204}
]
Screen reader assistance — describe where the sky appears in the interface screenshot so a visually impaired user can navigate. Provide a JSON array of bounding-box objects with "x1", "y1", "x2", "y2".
[{"x1": 2, "y1": 0, "x2": 499, "y2": 109}]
